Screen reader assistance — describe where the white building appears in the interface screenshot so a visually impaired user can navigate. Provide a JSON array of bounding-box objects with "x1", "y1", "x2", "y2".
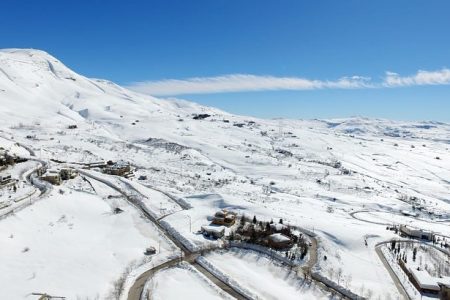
[
  {"x1": 399, "y1": 225, "x2": 433, "y2": 240},
  {"x1": 409, "y1": 268, "x2": 450, "y2": 295},
  {"x1": 410, "y1": 268, "x2": 441, "y2": 293},
  {"x1": 201, "y1": 225, "x2": 225, "y2": 239}
]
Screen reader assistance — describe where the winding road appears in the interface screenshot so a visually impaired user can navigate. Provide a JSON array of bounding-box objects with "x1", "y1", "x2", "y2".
[
  {"x1": 3, "y1": 145, "x2": 357, "y2": 300},
  {"x1": 79, "y1": 170, "x2": 250, "y2": 300}
]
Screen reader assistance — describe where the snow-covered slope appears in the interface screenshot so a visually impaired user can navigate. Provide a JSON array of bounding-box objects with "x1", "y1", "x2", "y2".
[
  {"x1": 1, "y1": 49, "x2": 449, "y2": 300},
  {"x1": 0, "y1": 48, "x2": 222, "y2": 127}
]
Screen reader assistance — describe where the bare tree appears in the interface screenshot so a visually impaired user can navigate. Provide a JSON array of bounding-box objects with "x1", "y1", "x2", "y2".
[
  {"x1": 360, "y1": 284, "x2": 366, "y2": 297},
  {"x1": 345, "y1": 274, "x2": 353, "y2": 289},
  {"x1": 337, "y1": 267, "x2": 343, "y2": 285},
  {"x1": 366, "y1": 289, "x2": 374, "y2": 299}
]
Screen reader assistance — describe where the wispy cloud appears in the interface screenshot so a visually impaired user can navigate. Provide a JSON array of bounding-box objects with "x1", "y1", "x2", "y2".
[
  {"x1": 127, "y1": 69, "x2": 450, "y2": 96},
  {"x1": 128, "y1": 74, "x2": 372, "y2": 96},
  {"x1": 383, "y1": 68, "x2": 450, "y2": 87}
]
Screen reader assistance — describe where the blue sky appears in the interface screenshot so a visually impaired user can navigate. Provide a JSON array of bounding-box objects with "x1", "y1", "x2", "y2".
[{"x1": 1, "y1": 1, "x2": 450, "y2": 121}]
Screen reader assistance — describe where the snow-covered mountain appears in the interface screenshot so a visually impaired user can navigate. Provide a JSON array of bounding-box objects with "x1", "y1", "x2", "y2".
[
  {"x1": 0, "y1": 48, "x2": 222, "y2": 127},
  {"x1": 1, "y1": 49, "x2": 450, "y2": 300},
  {"x1": 1, "y1": 48, "x2": 448, "y2": 142}
]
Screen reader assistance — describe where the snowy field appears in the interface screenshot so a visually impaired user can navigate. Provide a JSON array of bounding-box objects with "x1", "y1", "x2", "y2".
[
  {"x1": 0, "y1": 180, "x2": 175, "y2": 299},
  {"x1": 144, "y1": 263, "x2": 232, "y2": 300},
  {"x1": 203, "y1": 248, "x2": 333, "y2": 300}
]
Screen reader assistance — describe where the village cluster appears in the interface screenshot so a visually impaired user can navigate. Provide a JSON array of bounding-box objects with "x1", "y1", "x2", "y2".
[
  {"x1": 0, "y1": 148, "x2": 26, "y2": 187},
  {"x1": 0, "y1": 143, "x2": 139, "y2": 214},
  {"x1": 39, "y1": 160, "x2": 134, "y2": 186},
  {"x1": 0, "y1": 148, "x2": 31, "y2": 210}
]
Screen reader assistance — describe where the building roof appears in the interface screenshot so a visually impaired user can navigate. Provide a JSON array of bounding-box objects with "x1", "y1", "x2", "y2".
[
  {"x1": 268, "y1": 233, "x2": 291, "y2": 243},
  {"x1": 201, "y1": 225, "x2": 225, "y2": 234},
  {"x1": 437, "y1": 276, "x2": 450, "y2": 287},
  {"x1": 270, "y1": 223, "x2": 287, "y2": 231},
  {"x1": 400, "y1": 225, "x2": 432, "y2": 236},
  {"x1": 410, "y1": 268, "x2": 441, "y2": 291},
  {"x1": 215, "y1": 210, "x2": 226, "y2": 218},
  {"x1": 0, "y1": 174, "x2": 12, "y2": 180},
  {"x1": 114, "y1": 160, "x2": 129, "y2": 168},
  {"x1": 43, "y1": 169, "x2": 60, "y2": 177}
]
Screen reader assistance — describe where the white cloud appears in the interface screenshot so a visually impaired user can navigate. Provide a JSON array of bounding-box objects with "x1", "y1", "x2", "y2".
[
  {"x1": 126, "y1": 69, "x2": 450, "y2": 96},
  {"x1": 127, "y1": 74, "x2": 372, "y2": 96},
  {"x1": 383, "y1": 68, "x2": 450, "y2": 87}
]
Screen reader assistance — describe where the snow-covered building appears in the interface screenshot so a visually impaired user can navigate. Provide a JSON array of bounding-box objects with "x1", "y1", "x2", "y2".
[
  {"x1": 0, "y1": 149, "x2": 16, "y2": 167},
  {"x1": 144, "y1": 246, "x2": 157, "y2": 255},
  {"x1": 403, "y1": 265, "x2": 450, "y2": 297},
  {"x1": 268, "y1": 233, "x2": 292, "y2": 249},
  {"x1": 211, "y1": 209, "x2": 236, "y2": 226},
  {"x1": 0, "y1": 174, "x2": 13, "y2": 186},
  {"x1": 440, "y1": 283, "x2": 450, "y2": 300},
  {"x1": 201, "y1": 225, "x2": 225, "y2": 239},
  {"x1": 399, "y1": 225, "x2": 434, "y2": 240},
  {"x1": 60, "y1": 167, "x2": 78, "y2": 180},
  {"x1": 269, "y1": 223, "x2": 288, "y2": 233},
  {"x1": 0, "y1": 149, "x2": 7, "y2": 167},
  {"x1": 103, "y1": 160, "x2": 133, "y2": 177},
  {"x1": 41, "y1": 169, "x2": 62, "y2": 185},
  {"x1": 40, "y1": 167, "x2": 77, "y2": 185},
  {"x1": 410, "y1": 268, "x2": 441, "y2": 294}
]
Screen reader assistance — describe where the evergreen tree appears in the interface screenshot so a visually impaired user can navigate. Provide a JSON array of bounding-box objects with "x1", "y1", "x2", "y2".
[
  {"x1": 265, "y1": 222, "x2": 271, "y2": 232},
  {"x1": 240, "y1": 215, "x2": 246, "y2": 226},
  {"x1": 300, "y1": 247, "x2": 308, "y2": 260},
  {"x1": 391, "y1": 240, "x2": 396, "y2": 251}
]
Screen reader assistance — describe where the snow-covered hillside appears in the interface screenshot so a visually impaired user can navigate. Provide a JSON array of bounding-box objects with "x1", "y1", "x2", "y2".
[
  {"x1": 0, "y1": 48, "x2": 222, "y2": 127},
  {"x1": 0, "y1": 49, "x2": 449, "y2": 300}
]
